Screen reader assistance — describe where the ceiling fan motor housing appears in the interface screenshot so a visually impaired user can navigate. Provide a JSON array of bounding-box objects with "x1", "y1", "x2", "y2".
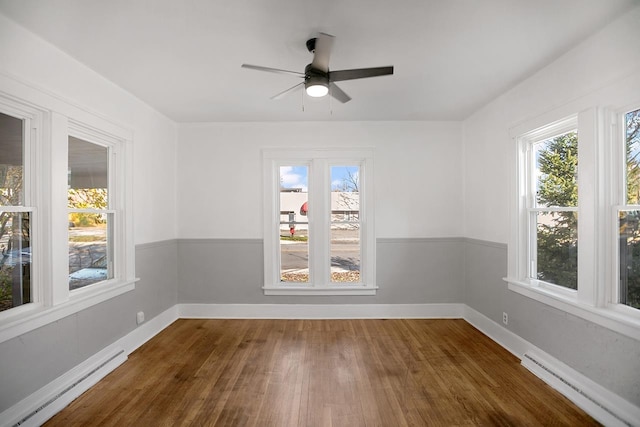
[{"x1": 304, "y1": 63, "x2": 329, "y2": 92}]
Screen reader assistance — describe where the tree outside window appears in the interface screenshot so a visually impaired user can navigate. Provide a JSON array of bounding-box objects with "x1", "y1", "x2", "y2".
[
  {"x1": 534, "y1": 131, "x2": 578, "y2": 290},
  {"x1": 619, "y1": 108, "x2": 640, "y2": 309}
]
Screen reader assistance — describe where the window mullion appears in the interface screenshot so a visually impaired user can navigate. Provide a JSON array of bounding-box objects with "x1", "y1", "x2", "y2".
[
  {"x1": 49, "y1": 112, "x2": 70, "y2": 306},
  {"x1": 263, "y1": 158, "x2": 279, "y2": 288},
  {"x1": 576, "y1": 108, "x2": 597, "y2": 306},
  {"x1": 309, "y1": 159, "x2": 330, "y2": 287},
  {"x1": 360, "y1": 159, "x2": 374, "y2": 287}
]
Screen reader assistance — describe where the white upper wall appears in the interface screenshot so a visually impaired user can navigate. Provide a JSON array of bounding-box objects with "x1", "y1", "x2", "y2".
[
  {"x1": 177, "y1": 121, "x2": 463, "y2": 239},
  {"x1": 0, "y1": 13, "x2": 178, "y2": 244},
  {"x1": 5, "y1": 1, "x2": 637, "y2": 246},
  {"x1": 463, "y1": 5, "x2": 640, "y2": 243}
]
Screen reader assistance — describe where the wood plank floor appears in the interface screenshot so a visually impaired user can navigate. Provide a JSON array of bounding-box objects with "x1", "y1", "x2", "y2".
[{"x1": 45, "y1": 319, "x2": 598, "y2": 426}]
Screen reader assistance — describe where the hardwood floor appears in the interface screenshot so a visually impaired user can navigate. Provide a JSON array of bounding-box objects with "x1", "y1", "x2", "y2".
[{"x1": 45, "y1": 319, "x2": 598, "y2": 426}]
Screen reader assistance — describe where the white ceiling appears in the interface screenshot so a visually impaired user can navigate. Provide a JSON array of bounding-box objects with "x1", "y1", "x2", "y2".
[{"x1": 0, "y1": 0, "x2": 637, "y2": 122}]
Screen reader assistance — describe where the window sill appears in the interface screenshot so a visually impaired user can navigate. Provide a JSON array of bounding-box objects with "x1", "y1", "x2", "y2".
[
  {"x1": 263, "y1": 286, "x2": 378, "y2": 296},
  {"x1": 504, "y1": 277, "x2": 640, "y2": 341},
  {"x1": 0, "y1": 278, "x2": 137, "y2": 344}
]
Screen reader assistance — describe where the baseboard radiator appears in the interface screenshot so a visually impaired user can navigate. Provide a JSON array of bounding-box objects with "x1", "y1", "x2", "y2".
[
  {"x1": 522, "y1": 353, "x2": 634, "y2": 427},
  {"x1": 11, "y1": 349, "x2": 126, "y2": 427}
]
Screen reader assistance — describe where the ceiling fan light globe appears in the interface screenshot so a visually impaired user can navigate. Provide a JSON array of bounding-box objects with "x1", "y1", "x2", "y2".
[{"x1": 306, "y1": 84, "x2": 329, "y2": 97}]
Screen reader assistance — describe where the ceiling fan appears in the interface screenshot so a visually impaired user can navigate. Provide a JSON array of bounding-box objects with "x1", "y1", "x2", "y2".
[{"x1": 241, "y1": 33, "x2": 394, "y2": 103}]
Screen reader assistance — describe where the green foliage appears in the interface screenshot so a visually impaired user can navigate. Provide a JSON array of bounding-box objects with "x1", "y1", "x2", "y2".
[
  {"x1": 625, "y1": 236, "x2": 640, "y2": 309},
  {"x1": 280, "y1": 235, "x2": 308, "y2": 242},
  {"x1": 536, "y1": 216, "x2": 578, "y2": 289},
  {"x1": 68, "y1": 188, "x2": 107, "y2": 227},
  {"x1": 537, "y1": 133, "x2": 578, "y2": 207},
  {"x1": 0, "y1": 265, "x2": 30, "y2": 312},
  {"x1": 0, "y1": 268, "x2": 12, "y2": 311},
  {"x1": 535, "y1": 132, "x2": 578, "y2": 289},
  {"x1": 534, "y1": 109, "x2": 640, "y2": 305}
]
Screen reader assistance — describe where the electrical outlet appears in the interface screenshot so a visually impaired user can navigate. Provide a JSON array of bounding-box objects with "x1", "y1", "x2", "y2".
[
  {"x1": 136, "y1": 311, "x2": 145, "y2": 325},
  {"x1": 502, "y1": 312, "x2": 508, "y2": 325}
]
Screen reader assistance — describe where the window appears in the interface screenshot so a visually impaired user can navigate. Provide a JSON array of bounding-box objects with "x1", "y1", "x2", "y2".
[
  {"x1": 68, "y1": 134, "x2": 113, "y2": 290},
  {"x1": 508, "y1": 108, "x2": 640, "y2": 341},
  {"x1": 526, "y1": 122, "x2": 579, "y2": 292},
  {"x1": 263, "y1": 149, "x2": 375, "y2": 295},
  {"x1": 0, "y1": 110, "x2": 33, "y2": 313},
  {"x1": 617, "y1": 107, "x2": 640, "y2": 311},
  {"x1": 0, "y1": 87, "x2": 135, "y2": 344}
]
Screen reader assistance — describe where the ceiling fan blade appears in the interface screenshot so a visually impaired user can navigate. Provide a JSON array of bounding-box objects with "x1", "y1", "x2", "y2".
[
  {"x1": 311, "y1": 33, "x2": 334, "y2": 73},
  {"x1": 329, "y1": 66, "x2": 394, "y2": 82},
  {"x1": 329, "y1": 83, "x2": 351, "y2": 103},
  {"x1": 270, "y1": 82, "x2": 304, "y2": 100},
  {"x1": 241, "y1": 64, "x2": 304, "y2": 77}
]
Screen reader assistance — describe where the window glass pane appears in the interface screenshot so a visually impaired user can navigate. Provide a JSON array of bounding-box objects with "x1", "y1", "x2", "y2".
[
  {"x1": 330, "y1": 228, "x2": 360, "y2": 283},
  {"x1": 69, "y1": 212, "x2": 113, "y2": 289},
  {"x1": 0, "y1": 212, "x2": 31, "y2": 311},
  {"x1": 68, "y1": 136, "x2": 108, "y2": 208},
  {"x1": 331, "y1": 166, "x2": 360, "y2": 283},
  {"x1": 619, "y1": 211, "x2": 640, "y2": 309},
  {"x1": 68, "y1": 136, "x2": 111, "y2": 289},
  {"x1": 0, "y1": 112, "x2": 24, "y2": 206},
  {"x1": 279, "y1": 166, "x2": 309, "y2": 283},
  {"x1": 626, "y1": 108, "x2": 640, "y2": 204},
  {"x1": 534, "y1": 130, "x2": 578, "y2": 208},
  {"x1": 535, "y1": 211, "x2": 578, "y2": 289}
]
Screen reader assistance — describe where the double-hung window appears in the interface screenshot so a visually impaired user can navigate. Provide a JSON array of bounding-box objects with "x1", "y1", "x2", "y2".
[
  {"x1": 67, "y1": 126, "x2": 117, "y2": 290},
  {"x1": 508, "y1": 106, "x2": 640, "y2": 340},
  {"x1": 0, "y1": 83, "x2": 134, "y2": 344},
  {"x1": 0, "y1": 107, "x2": 37, "y2": 314},
  {"x1": 616, "y1": 106, "x2": 640, "y2": 313},
  {"x1": 263, "y1": 148, "x2": 376, "y2": 295},
  {"x1": 519, "y1": 117, "x2": 579, "y2": 293}
]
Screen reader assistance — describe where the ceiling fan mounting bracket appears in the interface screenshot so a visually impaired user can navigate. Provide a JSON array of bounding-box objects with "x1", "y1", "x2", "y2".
[{"x1": 306, "y1": 38, "x2": 317, "y2": 53}]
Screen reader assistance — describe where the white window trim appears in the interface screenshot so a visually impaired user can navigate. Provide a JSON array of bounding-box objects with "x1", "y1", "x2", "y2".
[
  {"x1": 506, "y1": 106, "x2": 640, "y2": 342},
  {"x1": 263, "y1": 148, "x2": 376, "y2": 296},
  {"x1": 0, "y1": 76, "x2": 136, "y2": 344}
]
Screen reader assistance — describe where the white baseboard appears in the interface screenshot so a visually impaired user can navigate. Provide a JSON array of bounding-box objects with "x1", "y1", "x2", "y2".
[
  {"x1": 462, "y1": 305, "x2": 530, "y2": 358},
  {"x1": 4, "y1": 303, "x2": 638, "y2": 427},
  {"x1": 178, "y1": 303, "x2": 466, "y2": 319},
  {"x1": 118, "y1": 304, "x2": 179, "y2": 354},
  {"x1": 463, "y1": 306, "x2": 640, "y2": 427}
]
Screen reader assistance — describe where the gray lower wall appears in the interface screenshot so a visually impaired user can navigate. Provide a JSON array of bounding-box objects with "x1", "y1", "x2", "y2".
[
  {"x1": 464, "y1": 238, "x2": 640, "y2": 406},
  {"x1": 0, "y1": 240, "x2": 178, "y2": 412},
  {"x1": 177, "y1": 238, "x2": 465, "y2": 304},
  {"x1": 2, "y1": 237, "x2": 639, "y2": 413}
]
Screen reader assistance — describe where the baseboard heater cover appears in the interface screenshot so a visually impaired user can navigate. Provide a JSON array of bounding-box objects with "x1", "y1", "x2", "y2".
[
  {"x1": 12, "y1": 349, "x2": 126, "y2": 427},
  {"x1": 522, "y1": 353, "x2": 634, "y2": 427}
]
